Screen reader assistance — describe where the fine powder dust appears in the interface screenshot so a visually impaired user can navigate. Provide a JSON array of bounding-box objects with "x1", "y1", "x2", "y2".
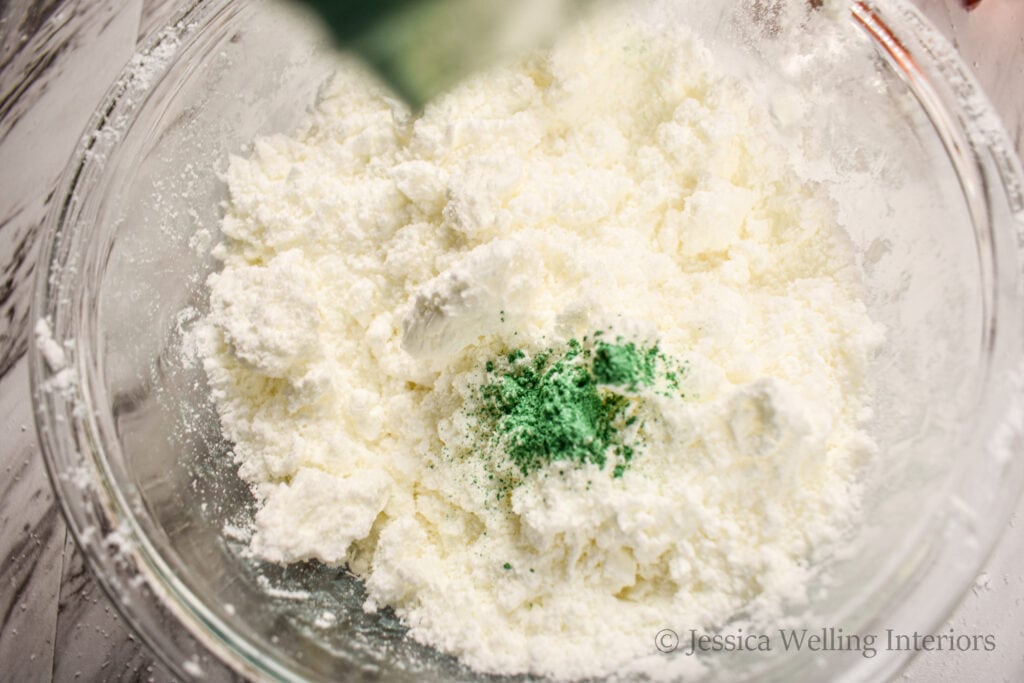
[{"x1": 199, "y1": 4, "x2": 884, "y2": 680}]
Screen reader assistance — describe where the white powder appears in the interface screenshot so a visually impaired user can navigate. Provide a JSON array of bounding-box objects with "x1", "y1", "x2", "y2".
[
  {"x1": 34, "y1": 318, "x2": 67, "y2": 372},
  {"x1": 35, "y1": 318, "x2": 78, "y2": 394},
  {"x1": 200, "y1": 4, "x2": 883, "y2": 679}
]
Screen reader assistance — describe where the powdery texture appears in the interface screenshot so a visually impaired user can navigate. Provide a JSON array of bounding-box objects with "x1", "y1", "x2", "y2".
[{"x1": 200, "y1": 7, "x2": 883, "y2": 680}]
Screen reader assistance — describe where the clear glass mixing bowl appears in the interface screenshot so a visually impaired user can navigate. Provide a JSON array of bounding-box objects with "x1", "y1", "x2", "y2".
[{"x1": 30, "y1": 0, "x2": 1024, "y2": 680}]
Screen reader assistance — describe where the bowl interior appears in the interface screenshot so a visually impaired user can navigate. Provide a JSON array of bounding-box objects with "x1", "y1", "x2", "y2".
[{"x1": 34, "y1": 0, "x2": 1024, "y2": 681}]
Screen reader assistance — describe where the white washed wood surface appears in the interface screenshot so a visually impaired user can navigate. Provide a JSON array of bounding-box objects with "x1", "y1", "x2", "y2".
[{"x1": 0, "y1": 0, "x2": 1021, "y2": 681}]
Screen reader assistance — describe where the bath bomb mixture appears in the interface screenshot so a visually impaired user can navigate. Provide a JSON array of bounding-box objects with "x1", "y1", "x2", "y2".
[{"x1": 200, "y1": 4, "x2": 883, "y2": 679}]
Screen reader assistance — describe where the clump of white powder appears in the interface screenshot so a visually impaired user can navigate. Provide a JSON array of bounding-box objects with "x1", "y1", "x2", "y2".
[{"x1": 199, "y1": 4, "x2": 884, "y2": 679}]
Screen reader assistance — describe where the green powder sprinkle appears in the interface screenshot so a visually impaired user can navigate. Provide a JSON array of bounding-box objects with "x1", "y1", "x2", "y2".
[
  {"x1": 592, "y1": 338, "x2": 658, "y2": 389},
  {"x1": 471, "y1": 332, "x2": 687, "y2": 482},
  {"x1": 479, "y1": 350, "x2": 629, "y2": 475},
  {"x1": 503, "y1": 562, "x2": 512, "y2": 570}
]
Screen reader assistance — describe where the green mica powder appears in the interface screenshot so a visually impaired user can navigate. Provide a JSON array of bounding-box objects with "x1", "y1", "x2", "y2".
[
  {"x1": 474, "y1": 334, "x2": 686, "y2": 481},
  {"x1": 593, "y1": 340, "x2": 658, "y2": 389}
]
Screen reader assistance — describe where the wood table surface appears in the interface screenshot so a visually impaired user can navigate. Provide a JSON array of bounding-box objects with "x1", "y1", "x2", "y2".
[{"x1": 0, "y1": 0, "x2": 1022, "y2": 680}]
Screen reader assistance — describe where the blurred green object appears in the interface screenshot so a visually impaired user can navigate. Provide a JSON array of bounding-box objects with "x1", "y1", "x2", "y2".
[{"x1": 293, "y1": 0, "x2": 596, "y2": 108}]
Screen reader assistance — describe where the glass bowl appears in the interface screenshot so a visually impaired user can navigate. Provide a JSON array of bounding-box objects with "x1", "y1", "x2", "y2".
[{"x1": 30, "y1": 0, "x2": 1024, "y2": 681}]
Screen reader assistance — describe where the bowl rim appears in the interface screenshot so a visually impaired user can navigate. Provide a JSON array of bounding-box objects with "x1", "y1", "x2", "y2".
[
  {"x1": 30, "y1": 3, "x2": 284, "y2": 680},
  {"x1": 29, "y1": 0, "x2": 1024, "y2": 681}
]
